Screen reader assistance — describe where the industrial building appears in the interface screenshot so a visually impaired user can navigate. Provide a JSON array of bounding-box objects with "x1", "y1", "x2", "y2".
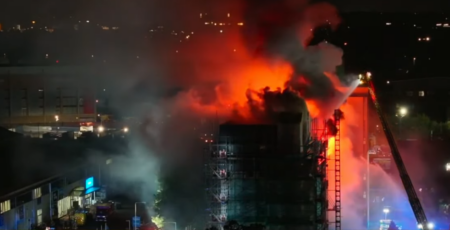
[
  {"x1": 0, "y1": 66, "x2": 99, "y2": 127},
  {"x1": 204, "y1": 110, "x2": 338, "y2": 230},
  {"x1": 0, "y1": 65, "x2": 172, "y2": 137}
]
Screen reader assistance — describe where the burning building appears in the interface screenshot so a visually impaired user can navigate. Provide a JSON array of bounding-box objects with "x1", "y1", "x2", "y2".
[{"x1": 204, "y1": 108, "x2": 336, "y2": 230}]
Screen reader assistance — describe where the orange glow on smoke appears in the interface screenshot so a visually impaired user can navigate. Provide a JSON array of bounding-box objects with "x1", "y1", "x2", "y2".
[
  {"x1": 154, "y1": 0, "x2": 353, "y2": 123},
  {"x1": 326, "y1": 102, "x2": 360, "y2": 178},
  {"x1": 326, "y1": 98, "x2": 366, "y2": 224},
  {"x1": 305, "y1": 100, "x2": 321, "y2": 119},
  {"x1": 161, "y1": 28, "x2": 297, "y2": 121}
]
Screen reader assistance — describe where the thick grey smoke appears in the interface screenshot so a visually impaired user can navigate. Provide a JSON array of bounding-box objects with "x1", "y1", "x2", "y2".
[
  {"x1": 100, "y1": 0, "x2": 360, "y2": 226},
  {"x1": 2, "y1": 0, "x2": 360, "y2": 227},
  {"x1": 241, "y1": 0, "x2": 358, "y2": 119}
]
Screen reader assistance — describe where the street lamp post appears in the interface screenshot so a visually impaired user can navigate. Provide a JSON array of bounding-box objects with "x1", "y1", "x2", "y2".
[
  {"x1": 164, "y1": 222, "x2": 178, "y2": 230},
  {"x1": 398, "y1": 107, "x2": 407, "y2": 138},
  {"x1": 383, "y1": 208, "x2": 390, "y2": 220},
  {"x1": 126, "y1": 220, "x2": 131, "y2": 230},
  {"x1": 134, "y1": 202, "x2": 146, "y2": 230}
]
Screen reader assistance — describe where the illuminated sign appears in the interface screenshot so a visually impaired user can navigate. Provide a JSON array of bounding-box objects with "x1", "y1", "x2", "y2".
[{"x1": 85, "y1": 177, "x2": 94, "y2": 189}]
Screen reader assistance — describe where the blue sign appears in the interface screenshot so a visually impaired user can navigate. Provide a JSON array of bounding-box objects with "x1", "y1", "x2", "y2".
[
  {"x1": 132, "y1": 216, "x2": 141, "y2": 228},
  {"x1": 85, "y1": 177, "x2": 94, "y2": 189}
]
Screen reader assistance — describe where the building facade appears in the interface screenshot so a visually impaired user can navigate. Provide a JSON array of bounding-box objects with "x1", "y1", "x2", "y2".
[
  {"x1": 0, "y1": 164, "x2": 106, "y2": 230},
  {"x1": 0, "y1": 66, "x2": 101, "y2": 128}
]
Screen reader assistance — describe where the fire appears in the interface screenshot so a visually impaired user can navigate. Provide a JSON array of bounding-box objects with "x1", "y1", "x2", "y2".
[{"x1": 152, "y1": 0, "x2": 359, "y2": 124}]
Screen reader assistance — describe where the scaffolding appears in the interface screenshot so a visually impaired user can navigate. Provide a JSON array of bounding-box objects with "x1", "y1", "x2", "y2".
[{"x1": 205, "y1": 112, "x2": 329, "y2": 230}]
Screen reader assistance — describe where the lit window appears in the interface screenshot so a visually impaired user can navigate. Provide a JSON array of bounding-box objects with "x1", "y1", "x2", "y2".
[
  {"x1": 0, "y1": 200, "x2": 11, "y2": 213},
  {"x1": 32, "y1": 187, "x2": 42, "y2": 199},
  {"x1": 37, "y1": 209, "x2": 43, "y2": 224},
  {"x1": 418, "y1": 91, "x2": 425, "y2": 97}
]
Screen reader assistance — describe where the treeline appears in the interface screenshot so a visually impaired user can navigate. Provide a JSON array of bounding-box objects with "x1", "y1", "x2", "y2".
[{"x1": 388, "y1": 113, "x2": 450, "y2": 140}]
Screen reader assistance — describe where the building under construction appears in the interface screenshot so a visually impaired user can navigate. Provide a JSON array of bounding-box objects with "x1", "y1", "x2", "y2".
[{"x1": 204, "y1": 111, "x2": 341, "y2": 230}]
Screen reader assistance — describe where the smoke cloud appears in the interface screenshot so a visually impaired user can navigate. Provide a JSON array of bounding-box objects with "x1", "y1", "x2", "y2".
[
  {"x1": 4, "y1": 0, "x2": 359, "y2": 226},
  {"x1": 104, "y1": 0, "x2": 361, "y2": 226},
  {"x1": 326, "y1": 100, "x2": 425, "y2": 230}
]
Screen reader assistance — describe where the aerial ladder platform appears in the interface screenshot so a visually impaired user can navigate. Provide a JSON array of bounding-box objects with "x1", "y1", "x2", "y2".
[{"x1": 367, "y1": 79, "x2": 430, "y2": 230}]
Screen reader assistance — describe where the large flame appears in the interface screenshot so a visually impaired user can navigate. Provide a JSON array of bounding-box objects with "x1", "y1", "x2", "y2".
[{"x1": 151, "y1": 0, "x2": 358, "y2": 124}]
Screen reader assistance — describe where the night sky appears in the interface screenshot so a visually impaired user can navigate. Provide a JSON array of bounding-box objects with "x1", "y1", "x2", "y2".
[{"x1": 0, "y1": 0, "x2": 449, "y2": 27}]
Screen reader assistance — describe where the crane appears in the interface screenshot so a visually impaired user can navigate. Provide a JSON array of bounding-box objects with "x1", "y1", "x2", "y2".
[{"x1": 366, "y1": 78, "x2": 430, "y2": 230}]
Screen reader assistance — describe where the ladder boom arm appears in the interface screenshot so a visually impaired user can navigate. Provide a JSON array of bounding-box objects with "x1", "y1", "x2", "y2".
[{"x1": 368, "y1": 81, "x2": 429, "y2": 229}]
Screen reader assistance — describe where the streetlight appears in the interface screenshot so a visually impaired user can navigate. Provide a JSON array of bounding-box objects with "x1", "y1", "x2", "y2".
[
  {"x1": 134, "y1": 202, "x2": 146, "y2": 230},
  {"x1": 164, "y1": 222, "x2": 178, "y2": 230},
  {"x1": 398, "y1": 107, "x2": 407, "y2": 138},
  {"x1": 383, "y1": 208, "x2": 390, "y2": 219},
  {"x1": 399, "y1": 107, "x2": 407, "y2": 117},
  {"x1": 98, "y1": 125, "x2": 104, "y2": 133},
  {"x1": 126, "y1": 220, "x2": 131, "y2": 230}
]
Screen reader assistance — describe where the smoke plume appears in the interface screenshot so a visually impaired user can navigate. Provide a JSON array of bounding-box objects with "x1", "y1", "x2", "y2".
[{"x1": 108, "y1": 0, "x2": 360, "y2": 226}]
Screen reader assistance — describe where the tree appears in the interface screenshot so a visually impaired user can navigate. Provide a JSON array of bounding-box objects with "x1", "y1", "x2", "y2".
[
  {"x1": 388, "y1": 113, "x2": 446, "y2": 139},
  {"x1": 152, "y1": 178, "x2": 166, "y2": 228}
]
